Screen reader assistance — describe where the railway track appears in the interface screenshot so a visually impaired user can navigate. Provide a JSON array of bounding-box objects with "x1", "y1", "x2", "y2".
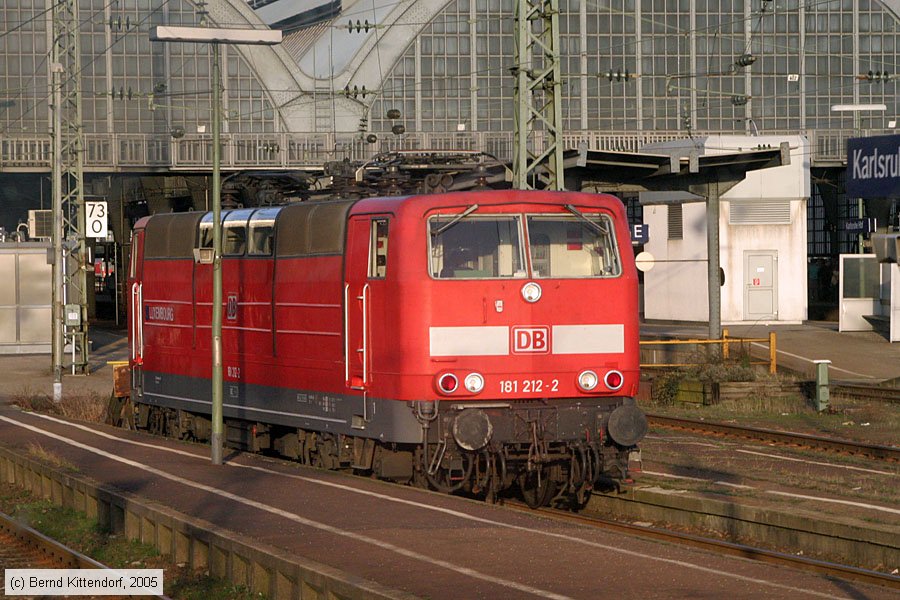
[
  {"x1": 0, "y1": 510, "x2": 106, "y2": 596},
  {"x1": 832, "y1": 382, "x2": 900, "y2": 404},
  {"x1": 506, "y1": 500, "x2": 900, "y2": 590},
  {"x1": 647, "y1": 414, "x2": 900, "y2": 462}
]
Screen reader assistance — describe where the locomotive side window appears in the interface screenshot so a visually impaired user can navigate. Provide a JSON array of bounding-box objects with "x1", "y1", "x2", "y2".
[
  {"x1": 249, "y1": 223, "x2": 274, "y2": 256},
  {"x1": 199, "y1": 222, "x2": 213, "y2": 249},
  {"x1": 369, "y1": 218, "x2": 389, "y2": 278},
  {"x1": 198, "y1": 210, "x2": 233, "y2": 250},
  {"x1": 223, "y1": 210, "x2": 253, "y2": 256},
  {"x1": 248, "y1": 208, "x2": 280, "y2": 257},
  {"x1": 429, "y1": 215, "x2": 524, "y2": 279},
  {"x1": 223, "y1": 224, "x2": 247, "y2": 255},
  {"x1": 526, "y1": 214, "x2": 621, "y2": 278}
]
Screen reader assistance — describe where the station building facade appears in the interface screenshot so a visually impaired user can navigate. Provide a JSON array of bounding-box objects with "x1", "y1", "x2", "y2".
[{"x1": 642, "y1": 135, "x2": 811, "y2": 324}]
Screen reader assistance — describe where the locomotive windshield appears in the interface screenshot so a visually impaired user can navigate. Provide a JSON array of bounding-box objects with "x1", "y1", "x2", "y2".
[
  {"x1": 430, "y1": 215, "x2": 526, "y2": 278},
  {"x1": 527, "y1": 215, "x2": 621, "y2": 278},
  {"x1": 430, "y1": 211, "x2": 621, "y2": 279}
]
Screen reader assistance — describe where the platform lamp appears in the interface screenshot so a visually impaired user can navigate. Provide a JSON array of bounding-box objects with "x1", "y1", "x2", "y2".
[
  {"x1": 831, "y1": 103, "x2": 886, "y2": 253},
  {"x1": 149, "y1": 26, "x2": 282, "y2": 465}
]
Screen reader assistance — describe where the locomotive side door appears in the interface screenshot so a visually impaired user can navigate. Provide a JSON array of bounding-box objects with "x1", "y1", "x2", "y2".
[
  {"x1": 344, "y1": 215, "x2": 390, "y2": 390},
  {"x1": 129, "y1": 229, "x2": 145, "y2": 397}
]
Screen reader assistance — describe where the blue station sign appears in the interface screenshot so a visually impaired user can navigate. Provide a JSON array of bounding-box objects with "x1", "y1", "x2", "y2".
[
  {"x1": 844, "y1": 217, "x2": 877, "y2": 234},
  {"x1": 846, "y1": 134, "x2": 900, "y2": 198},
  {"x1": 631, "y1": 223, "x2": 649, "y2": 245}
]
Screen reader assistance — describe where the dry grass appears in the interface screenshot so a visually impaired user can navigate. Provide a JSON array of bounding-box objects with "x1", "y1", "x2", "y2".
[
  {"x1": 26, "y1": 442, "x2": 79, "y2": 472},
  {"x1": 12, "y1": 389, "x2": 109, "y2": 424},
  {"x1": 716, "y1": 393, "x2": 814, "y2": 415}
]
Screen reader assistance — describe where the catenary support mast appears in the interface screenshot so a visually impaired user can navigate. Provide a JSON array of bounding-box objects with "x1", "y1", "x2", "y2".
[
  {"x1": 51, "y1": 0, "x2": 89, "y2": 395},
  {"x1": 513, "y1": 0, "x2": 566, "y2": 190}
]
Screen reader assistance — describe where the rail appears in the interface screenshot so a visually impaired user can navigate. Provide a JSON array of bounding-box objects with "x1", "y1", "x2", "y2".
[
  {"x1": 832, "y1": 382, "x2": 900, "y2": 404},
  {"x1": 647, "y1": 413, "x2": 900, "y2": 462},
  {"x1": 640, "y1": 329, "x2": 777, "y2": 374}
]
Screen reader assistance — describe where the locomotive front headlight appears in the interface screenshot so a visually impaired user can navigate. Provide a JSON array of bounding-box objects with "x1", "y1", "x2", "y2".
[
  {"x1": 521, "y1": 281, "x2": 542, "y2": 303},
  {"x1": 604, "y1": 370, "x2": 625, "y2": 391},
  {"x1": 437, "y1": 373, "x2": 459, "y2": 394},
  {"x1": 464, "y1": 372, "x2": 485, "y2": 394},
  {"x1": 577, "y1": 369, "x2": 599, "y2": 392}
]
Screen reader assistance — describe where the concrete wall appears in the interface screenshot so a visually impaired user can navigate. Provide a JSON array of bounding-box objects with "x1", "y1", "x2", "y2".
[
  {"x1": 643, "y1": 135, "x2": 810, "y2": 324},
  {"x1": 643, "y1": 203, "x2": 709, "y2": 322}
]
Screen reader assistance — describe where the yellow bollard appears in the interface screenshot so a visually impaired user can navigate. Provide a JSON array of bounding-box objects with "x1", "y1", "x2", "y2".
[{"x1": 769, "y1": 332, "x2": 777, "y2": 374}]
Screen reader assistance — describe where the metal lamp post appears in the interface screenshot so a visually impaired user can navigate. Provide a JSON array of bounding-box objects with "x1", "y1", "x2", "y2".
[{"x1": 150, "y1": 25, "x2": 281, "y2": 465}]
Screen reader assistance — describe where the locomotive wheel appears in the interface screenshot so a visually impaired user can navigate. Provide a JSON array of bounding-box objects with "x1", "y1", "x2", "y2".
[
  {"x1": 421, "y1": 445, "x2": 473, "y2": 493},
  {"x1": 565, "y1": 447, "x2": 593, "y2": 509},
  {"x1": 519, "y1": 464, "x2": 556, "y2": 509},
  {"x1": 147, "y1": 406, "x2": 166, "y2": 436},
  {"x1": 315, "y1": 434, "x2": 339, "y2": 470}
]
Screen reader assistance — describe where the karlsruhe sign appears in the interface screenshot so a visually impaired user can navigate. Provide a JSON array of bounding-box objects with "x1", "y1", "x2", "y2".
[
  {"x1": 844, "y1": 217, "x2": 876, "y2": 234},
  {"x1": 846, "y1": 134, "x2": 900, "y2": 198}
]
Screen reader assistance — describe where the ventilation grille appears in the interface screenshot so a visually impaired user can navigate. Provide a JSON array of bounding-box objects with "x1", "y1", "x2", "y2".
[
  {"x1": 27, "y1": 210, "x2": 52, "y2": 239},
  {"x1": 667, "y1": 204, "x2": 683, "y2": 240},
  {"x1": 729, "y1": 200, "x2": 791, "y2": 225}
]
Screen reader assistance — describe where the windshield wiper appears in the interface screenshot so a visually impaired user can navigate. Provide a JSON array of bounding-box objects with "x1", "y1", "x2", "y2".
[
  {"x1": 431, "y1": 204, "x2": 479, "y2": 236},
  {"x1": 564, "y1": 203, "x2": 608, "y2": 236}
]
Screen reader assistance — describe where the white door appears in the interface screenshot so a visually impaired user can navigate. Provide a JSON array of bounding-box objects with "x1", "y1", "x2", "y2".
[{"x1": 744, "y1": 250, "x2": 778, "y2": 320}]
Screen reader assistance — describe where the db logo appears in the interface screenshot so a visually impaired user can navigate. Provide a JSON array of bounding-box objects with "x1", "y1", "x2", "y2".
[
  {"x1": 512, "y1": 326, "x2": 550, "y2": 354},
  {"x1": 226, "y1": 294, "x2": 238, "y2": 320}
]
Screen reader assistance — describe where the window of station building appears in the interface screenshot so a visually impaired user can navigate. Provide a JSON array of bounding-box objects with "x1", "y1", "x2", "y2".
[
  {"x1": 430, "y1": 214, "x2": 524, "y2": 279},
  {"x1": 248, "y1": 208, "x2": 280, "y2": 256},
  {"x1": 526, "y1": 214, "x2": 622, "y2": 278},
  {"x1": 369, "y1": 218, "x2": 389, "y2": 278}
]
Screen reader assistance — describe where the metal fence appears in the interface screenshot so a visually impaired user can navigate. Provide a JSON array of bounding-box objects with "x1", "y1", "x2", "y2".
[
  {"x1": 0, "y1": 128, "x2": 863, "y2": 173},
  {"x1": 640, "y1": 329, "x2": 777, "y2": 374}
]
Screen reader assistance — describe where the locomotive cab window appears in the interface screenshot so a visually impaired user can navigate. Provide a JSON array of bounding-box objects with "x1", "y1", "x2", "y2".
[
  {"x1": 526, "y1": 213, "x2": 621, "y2": 278},
  {"x1": 369, "y1": 218, "x2": 389, "y2": 278},
  {"x1": 429, "y1": 214, "x2": 524, "y2": 279}
]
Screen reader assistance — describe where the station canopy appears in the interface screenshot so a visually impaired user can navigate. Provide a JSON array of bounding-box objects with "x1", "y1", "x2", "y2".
[{"x1": 562, "y1": 143, "x2": 790, "y2": 198}]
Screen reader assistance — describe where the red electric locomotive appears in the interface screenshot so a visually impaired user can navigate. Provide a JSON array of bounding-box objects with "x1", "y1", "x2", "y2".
[{"x1": 128, "y1": 190, "x2": 646, "y2": 506}]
